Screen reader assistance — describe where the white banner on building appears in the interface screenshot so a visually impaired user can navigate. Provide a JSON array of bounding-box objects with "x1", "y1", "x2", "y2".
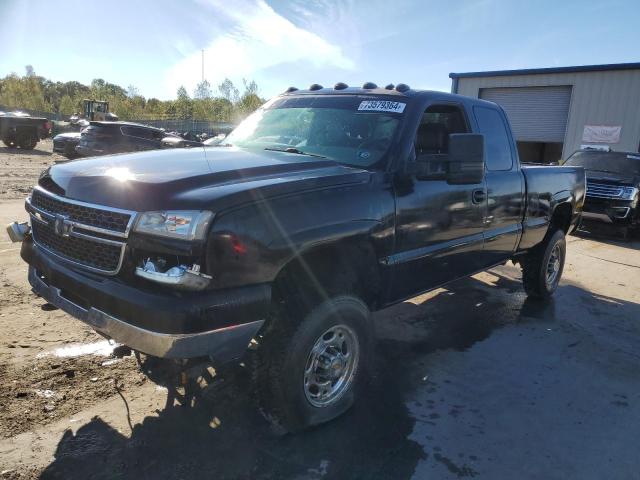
[{"x1": 582, "y1": 125, "x2": 622, "y2": 144}]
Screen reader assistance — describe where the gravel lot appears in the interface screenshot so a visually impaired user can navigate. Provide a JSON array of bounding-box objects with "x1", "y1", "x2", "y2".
[{"x1": 0, "y1": 141, "x2": 639, "y2": 479}]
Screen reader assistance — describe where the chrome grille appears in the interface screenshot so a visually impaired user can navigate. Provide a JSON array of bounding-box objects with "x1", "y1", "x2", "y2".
[
  {"x1": 31, "y1": 221, "x2": 123, "y2": 272},
  {"x1": 31, "y1": 188, "x2": 131, "y2": 233},
  {"x1": 27, "y1": 187, "x2": 136, "y2": 275},
  {"x1": 586, "y1": 181, "x2": 624, "y2": 199}
]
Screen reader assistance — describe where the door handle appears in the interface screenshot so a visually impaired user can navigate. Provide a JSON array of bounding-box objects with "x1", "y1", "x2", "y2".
[{"x1": 472, "y1": 189, "x2": 486, "y2": 204}]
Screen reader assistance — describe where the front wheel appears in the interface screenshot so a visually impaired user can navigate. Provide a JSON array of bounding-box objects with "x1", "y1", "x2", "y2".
[
  {"x1": 252, "y1": 295, "x2": 373, "y2": 433},
  {"x1": 521, "y1": 229, "x2": 566, "y2": 299}
]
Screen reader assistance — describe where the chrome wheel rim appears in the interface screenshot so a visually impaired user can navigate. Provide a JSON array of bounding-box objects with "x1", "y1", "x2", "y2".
[
  {"x1": 304, "y1": 324, "x2": 359, "y2": 408},
  {"x1": 546, "y1": 244, "x2": 562, "y2": 288}
]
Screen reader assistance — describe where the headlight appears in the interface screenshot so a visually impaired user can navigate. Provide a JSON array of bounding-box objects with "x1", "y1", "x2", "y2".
[
  {"x1": 621, "y1": 187, "x2": 638, "y2": 200},
  {"x1": 134, "y1": 210, "x2": 214, "y2": 240}
]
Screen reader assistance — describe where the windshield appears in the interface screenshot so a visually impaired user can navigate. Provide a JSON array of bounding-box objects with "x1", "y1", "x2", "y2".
[
  {"x1": 564, "y1": 151, "x2": 640, "y2": 176},
  {"x1": 223, "y1": 96, "x2": 404, "y2": 168}
]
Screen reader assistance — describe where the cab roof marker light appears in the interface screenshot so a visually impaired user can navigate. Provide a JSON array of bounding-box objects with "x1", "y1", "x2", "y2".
[
  {"x1": 334, "y1": 82, "x2": 348, "y2": 90},
  {"x1": 384, "y1": 84, "x2": 395, "y2": 90},
  {"x1": 285, "y1": 86, "x2": 298, "y2": 93},
  {"x1": 308, "y1": 84, "x2": 323, "y2": 91},
  {"x1": 395, "y1": 83, "x2": 410, "y2": 92},
  {"x1": 362, "y1": 82, "x2": 377, "y2": 89}
]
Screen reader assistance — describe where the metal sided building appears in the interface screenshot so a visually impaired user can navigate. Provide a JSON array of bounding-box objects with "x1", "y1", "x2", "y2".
[{"x1": 450, "y1": 62, "x2": 640, "y2": 163}]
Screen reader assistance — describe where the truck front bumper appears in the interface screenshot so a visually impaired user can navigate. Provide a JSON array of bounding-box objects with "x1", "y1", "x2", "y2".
[
  {"x1": 582, "y1": 197, "x2": 637, "y2": 226},
  {"x1": 22, "y1": 238, "x2": 269, "y2": 361}
]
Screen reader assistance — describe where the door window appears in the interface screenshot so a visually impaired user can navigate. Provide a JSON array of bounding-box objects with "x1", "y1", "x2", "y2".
[
  {"x1": 414, "y1": 104, "x2": 469, "y2": 176},
  {"x1": 473, "y1": 107, "x2": 513, "y2": 171},
  {"x1": 121, "y1": 126, "x2": 156, "y2": 140}
]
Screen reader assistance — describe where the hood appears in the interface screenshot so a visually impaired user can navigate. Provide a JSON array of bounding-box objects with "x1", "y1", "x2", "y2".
[
  {"x1": 39, "y1": 146, "x2": 370, "y2": 211},
  {"x1": 161, "y1": 136, "x2": 203, "y2": 148},
  {"x1": 585, "y1": 169, "x2": 640, "y2": 187}
]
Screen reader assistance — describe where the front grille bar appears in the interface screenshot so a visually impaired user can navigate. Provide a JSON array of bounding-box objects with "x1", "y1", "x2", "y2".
[
  {"x1": 586, "y1": 182, "x2": 625, "y2": 199},
  {"x1": 25, "y1": 187, "x2": 137, "y2": 275},
  {"x1": 31, "y1": 186, "x2": 137, "y2": 235}
]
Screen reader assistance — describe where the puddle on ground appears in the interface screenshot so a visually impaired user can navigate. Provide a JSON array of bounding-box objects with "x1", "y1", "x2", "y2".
[{"x1": 37, "y1": 340, "x2": 118, "y2": 359}]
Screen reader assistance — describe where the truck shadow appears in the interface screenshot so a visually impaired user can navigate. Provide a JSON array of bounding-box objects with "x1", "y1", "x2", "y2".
[
  {"x1": 0, "y1": 146, "x2": 52, "y2": 156},
  {"x1": 572, "y1": 227, "x2": 640, "y2": 249},
  {"x1": 39, "y1": 267, "x2": 640, "y2": 479}
]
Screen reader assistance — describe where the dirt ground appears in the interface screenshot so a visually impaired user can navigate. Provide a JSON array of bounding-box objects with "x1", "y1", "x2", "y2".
[
  {"x1": 0, "y1": 140, "x2": 66, "y2": 200},
  {"x1": 0, "y1": 141, "x2": 639, "y2": 479}
]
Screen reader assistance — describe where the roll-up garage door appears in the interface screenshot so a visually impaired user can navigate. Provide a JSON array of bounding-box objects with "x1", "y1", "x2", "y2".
[{"x1": 479, "y1": 86, "x2": 572, "y2": 142}]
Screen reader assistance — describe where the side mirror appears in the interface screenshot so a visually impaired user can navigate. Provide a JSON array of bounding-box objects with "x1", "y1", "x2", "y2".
[{"x1": 447, "y1": 133, "x2": 485, "y2": 185}]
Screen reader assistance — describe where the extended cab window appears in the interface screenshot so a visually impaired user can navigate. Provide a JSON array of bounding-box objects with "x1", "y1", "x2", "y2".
[{"x1": 473, "y1": 107, "x2": 513, "y2": 171}]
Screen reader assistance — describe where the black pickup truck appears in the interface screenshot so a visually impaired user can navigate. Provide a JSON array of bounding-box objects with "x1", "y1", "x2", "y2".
[
  {"x1": 0, "y1": 112, "x2": 51, "y2": 149},
  {"x1": 8, "y1": 83, "x2": 585, "y2": 432}
]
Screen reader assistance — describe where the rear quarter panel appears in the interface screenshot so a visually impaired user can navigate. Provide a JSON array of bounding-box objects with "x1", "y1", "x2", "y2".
[{"x1": 519, "y1": 165, "x2": 585, "y2": 250}]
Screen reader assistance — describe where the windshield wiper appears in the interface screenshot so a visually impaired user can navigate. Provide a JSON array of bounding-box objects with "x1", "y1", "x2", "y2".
[{"x1": 264, "y1": 146, "x2": 326, "y2": 159}]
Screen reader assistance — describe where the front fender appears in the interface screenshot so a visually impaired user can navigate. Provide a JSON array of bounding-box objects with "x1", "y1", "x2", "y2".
[{"x1": 205, "y1": 181, "x2": 394, "y2": 289}]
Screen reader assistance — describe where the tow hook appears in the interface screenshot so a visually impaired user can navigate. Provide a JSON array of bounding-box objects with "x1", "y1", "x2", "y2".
[{"x1": 6, "y1": 221, "x2": 30, "y2": 243}]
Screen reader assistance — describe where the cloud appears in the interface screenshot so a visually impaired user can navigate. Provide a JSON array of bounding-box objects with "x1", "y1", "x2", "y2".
[{"x1": 164, "y1": 0, "x2": 354, "y2": 97}]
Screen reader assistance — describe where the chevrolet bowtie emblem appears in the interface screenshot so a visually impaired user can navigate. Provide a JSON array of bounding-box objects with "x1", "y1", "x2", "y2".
[{"x1": 53, "y1": 214, "x2": 72, "y2": 237}]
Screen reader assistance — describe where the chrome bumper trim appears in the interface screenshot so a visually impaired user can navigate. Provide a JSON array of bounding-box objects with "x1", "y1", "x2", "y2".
[{"x1": 29, "y1": 267, "x2": 264, "y2": 360}]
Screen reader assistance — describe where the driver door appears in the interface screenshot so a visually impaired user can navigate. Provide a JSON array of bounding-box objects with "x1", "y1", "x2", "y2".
[{"x1": 388, "y1": 103, "x2": 487, "y2": 301}]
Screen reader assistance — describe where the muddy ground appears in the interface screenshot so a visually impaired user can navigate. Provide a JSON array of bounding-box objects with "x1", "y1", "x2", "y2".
[{"x1": 0, "y1": 141, "x2": 639, "y2": 479}]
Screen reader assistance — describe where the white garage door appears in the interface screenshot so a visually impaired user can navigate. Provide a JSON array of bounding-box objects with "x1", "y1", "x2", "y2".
[{"x1": 479, "y1": 86, "x2": 572, "y2": 143}]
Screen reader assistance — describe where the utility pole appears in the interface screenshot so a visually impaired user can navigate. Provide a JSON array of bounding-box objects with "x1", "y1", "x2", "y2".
[{"x1": 201, "y1": 49, "x2": 204, "y2": 83}]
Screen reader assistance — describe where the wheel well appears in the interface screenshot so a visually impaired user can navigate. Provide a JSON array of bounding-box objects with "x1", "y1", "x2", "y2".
[
  {"x1": 551, "y1": 202, "x2": 572, "y2": 233},
  {"x1": 272, "y1": 240, "x2": 381, "y2": 310}
]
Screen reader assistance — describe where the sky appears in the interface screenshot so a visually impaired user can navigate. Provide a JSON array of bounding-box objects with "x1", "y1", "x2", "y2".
[{"x1": 1, "y1": 0, "x2": 639, "y2": 101}]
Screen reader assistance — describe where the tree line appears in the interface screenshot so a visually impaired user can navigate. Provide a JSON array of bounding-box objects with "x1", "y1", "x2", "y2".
[{"x1": 0, "y1": 66, "x2": 264, "y2": 122}]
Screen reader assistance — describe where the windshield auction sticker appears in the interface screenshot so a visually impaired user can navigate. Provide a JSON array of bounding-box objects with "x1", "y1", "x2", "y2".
[{"x1": 358, "y1": 100, "x2": 406, "y2": 113}]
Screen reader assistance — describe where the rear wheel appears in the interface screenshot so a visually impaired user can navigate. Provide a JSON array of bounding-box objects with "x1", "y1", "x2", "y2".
[
  {"x1": 17, "y1": 132, "x2": 37, "y2": 150},
  {"x1": 521, "y1": 229, "x2": 566, "y2": 299},
  {"x1": 2, "y1": 137, "x2": 16, "y2": 148},
  {"x1": 252, "y1": 294, "x2": 373, "y2": 433}
]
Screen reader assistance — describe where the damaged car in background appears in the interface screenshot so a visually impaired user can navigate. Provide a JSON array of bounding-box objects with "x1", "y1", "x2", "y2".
[
  {"x1": 75, "y1": 122, "x2": 169, "y2": 157},
  {"x1": 564, "y1": 149, "x2": 640, "y2": 237},
  {"x1": 52, "y1": 119, "x2": 89, "y2": 159},
  {"x1": 7, "y1": 82, "x2": 585, "y2": 432}
]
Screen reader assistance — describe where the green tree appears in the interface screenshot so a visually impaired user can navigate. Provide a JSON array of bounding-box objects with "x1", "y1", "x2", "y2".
[
  {"x1": 127, "y1": 85, "x2": 139, "y2": 98},
  {"x1": 194, "y1": 80, "x2": 212, "y2": 100},
  {"x1": 218, "y1": 78, "x2": 239, "y2": 103},
  {"x1": 0, "y1": 67, "x2": 263, "y2": 123},
  {"x1": 236, "y1": 93, "x2": 263, "y2": 117},
  {"x1": 235, "y1": 78, "x2": 263, "y2": 117},
  {"x1": 59, "y1": 95, "x2": 76, "y2": 116},
  {"x1": 175, "y1": 85, "x2": 192, "y2": 119}
]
